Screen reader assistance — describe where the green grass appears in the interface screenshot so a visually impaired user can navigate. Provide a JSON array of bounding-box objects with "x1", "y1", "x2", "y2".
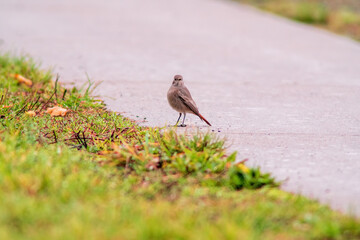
[
  {"x1": 1, "y1": 54, "x2": 360, "y2": 239},
  {"x1": 235, "y1": 0, "x2": 360, "y2": 41}
]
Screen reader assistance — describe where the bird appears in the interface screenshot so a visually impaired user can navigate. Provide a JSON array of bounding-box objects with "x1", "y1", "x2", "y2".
[{"x1": 167, "y1": 75, "x2": 211, "y2": 127}]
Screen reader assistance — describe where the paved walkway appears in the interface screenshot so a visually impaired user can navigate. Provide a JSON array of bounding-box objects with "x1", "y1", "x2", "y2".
[{"x1": 1, "y1": 0, "x2": 360, "y2": 214}]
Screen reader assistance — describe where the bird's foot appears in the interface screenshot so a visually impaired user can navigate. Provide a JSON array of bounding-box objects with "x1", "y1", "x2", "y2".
[{"x1": 178, "y1": 124, "x2": 187, "y2": 127}]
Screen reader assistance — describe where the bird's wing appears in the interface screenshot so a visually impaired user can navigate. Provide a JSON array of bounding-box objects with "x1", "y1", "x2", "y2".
[{"x1": 177, "y1": 87, "x2": 199, "y2": 115}]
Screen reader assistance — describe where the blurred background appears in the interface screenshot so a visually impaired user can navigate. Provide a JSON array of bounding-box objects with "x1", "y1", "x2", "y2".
[{"x1": 237, "y1": 0, "x2": 360, "y2": 40}]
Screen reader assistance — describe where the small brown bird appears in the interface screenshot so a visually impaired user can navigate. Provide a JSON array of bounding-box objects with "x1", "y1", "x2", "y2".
[{"x1": 167, "y1": 75, "x2": 211, "y2": 127}]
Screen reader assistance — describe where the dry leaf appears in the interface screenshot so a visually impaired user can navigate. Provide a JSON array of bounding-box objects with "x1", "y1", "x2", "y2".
[
  {"x1": 25, "y1": 111, "x2": 36, "y2": 117},
  {"x1": 10, "y1": 73, "x2": 33, "y2": 87},
  {"x1": 46, "y1": 106, "x2": 68, "y2": 117}
]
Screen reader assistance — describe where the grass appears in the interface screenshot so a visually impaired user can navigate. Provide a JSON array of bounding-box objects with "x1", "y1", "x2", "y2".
[
  {"x1": 235, "y1": 0, "x2": 360, "y2": 41},
  {"x1": 1, "y1": 53, "x2": 360, "y2": 239}
]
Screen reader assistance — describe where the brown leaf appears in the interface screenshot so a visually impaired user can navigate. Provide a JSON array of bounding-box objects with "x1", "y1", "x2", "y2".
[
  {"x1": 10, "y1": 73, "x2": 33, "y2": 87},
  {"x1": 46, "y1": 106, "x2": 68, "y2": 117}
]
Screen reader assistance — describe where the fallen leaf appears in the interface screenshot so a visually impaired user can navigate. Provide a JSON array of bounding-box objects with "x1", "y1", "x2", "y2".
[
  {"x1": 236, "y1": 163, "x2": 250, "y2": 173},
  {"x1": 225, "y1": 162, "x2": 232, "y2": 169},
  {"x1": 10, "y1": 73, "x2": 33, "y2": 86},
  {"x1": 46, "y1": 106, "x2": 68, "y2": 117},
  {"x1": 25, "y1": 111, "x2": 36, "y2": 117}
]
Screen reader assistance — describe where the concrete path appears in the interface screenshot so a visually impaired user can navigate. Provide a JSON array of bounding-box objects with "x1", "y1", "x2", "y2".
[{"x1": 1, "y1": 0, "x2": 360, "y2": 214}]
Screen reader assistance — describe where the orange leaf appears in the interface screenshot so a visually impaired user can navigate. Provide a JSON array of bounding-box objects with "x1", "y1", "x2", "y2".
[
  {"x1": 46, "y1": 106, "x2": 68, "y2": 117},
  {"x1": 10, "y1": 74, "x2": 33, "y2": 87},
  {"x1": 225, "y1": 162, "x2": 232, "y2": 169}
]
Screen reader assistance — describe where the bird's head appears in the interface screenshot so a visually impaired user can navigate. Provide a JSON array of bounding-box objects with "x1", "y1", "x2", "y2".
[{"x1": 172, "y1": 74, "x2": 184, "y2": 87}]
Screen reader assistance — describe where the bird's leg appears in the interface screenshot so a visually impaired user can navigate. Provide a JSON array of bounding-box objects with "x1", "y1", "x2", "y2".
[
  {"x1": 179, "y1": 113, "x2": 187, "y2": 127},
  {"x1": 174, "y1": 113, "x2": 182, "y2": 126}
]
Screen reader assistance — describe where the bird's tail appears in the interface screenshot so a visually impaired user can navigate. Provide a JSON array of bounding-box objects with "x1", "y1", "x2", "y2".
[{"x1": 197, "y1": 113, "x2": 211, "y2": 126}]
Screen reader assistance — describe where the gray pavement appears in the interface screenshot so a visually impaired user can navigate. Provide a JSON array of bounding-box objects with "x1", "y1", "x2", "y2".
[{"x1": 1, "y1": 0, "x2": 360, "y2": 215}]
